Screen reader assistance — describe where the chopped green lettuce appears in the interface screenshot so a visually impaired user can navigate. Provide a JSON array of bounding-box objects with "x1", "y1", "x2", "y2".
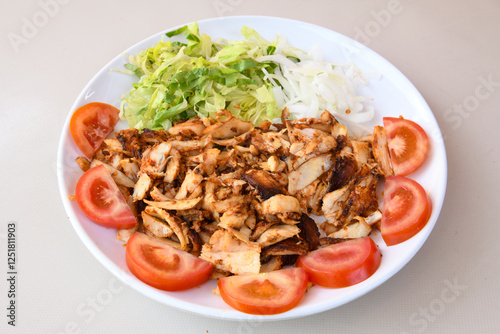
[{"x1": 120, "y1": 23, "x2": 281, "y2": 130}]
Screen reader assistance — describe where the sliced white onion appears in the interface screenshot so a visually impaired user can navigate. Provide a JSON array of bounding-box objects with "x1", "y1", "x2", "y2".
[{"x1": 260, "y1": 43, "x2": 375, "y2": 127}]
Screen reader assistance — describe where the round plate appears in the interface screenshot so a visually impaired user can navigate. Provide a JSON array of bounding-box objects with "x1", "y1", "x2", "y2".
[{"x1": 57, "y1": 16, "x2": 447, "y2": 320}]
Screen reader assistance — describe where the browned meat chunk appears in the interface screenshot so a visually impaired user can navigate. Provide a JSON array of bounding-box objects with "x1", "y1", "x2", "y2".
[{"x1": 241, "y1": 169, "x2": 285, "y2": 200}]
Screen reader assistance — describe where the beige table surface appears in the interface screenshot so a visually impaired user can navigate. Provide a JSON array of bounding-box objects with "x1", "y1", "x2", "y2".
[{"x1": 1, "y1": 0, "x2": 499, "y2": 333}]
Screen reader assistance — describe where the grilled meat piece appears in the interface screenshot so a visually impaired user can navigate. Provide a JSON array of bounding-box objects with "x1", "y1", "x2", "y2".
[
  {"x1": 260, "y1": 256, "x2": 283, "y2": 273},
  {"x1": 144, "y1": 206, "x2": 190, "y2": 250},
  {"x1": 319, "y1": 237, "x2": 349, "y2": 247},
  {"x1": 170, "y1": 135, "x2": 212, "y2": 152},
  {"x1": 116, "y1": 128, "x2": 142, "y2": 159},
  {"x1": 163, "y1": 148, "x2": 181, "y2": 183},
  {"x1": 256, "y1": 224, "x2": 301, "y2": 247},
  {"x1": 372, "y1": 125, "x2": 394, "y2": 176},
  {"x1": 251, "y1": 131, "x2": 289, "y2": 154},
  {"x1": 139, "y1": 142, "x2": 172, "y2": 178},
  {"x1": 143, "y1": 197, "x2": 202, "y2": 211},
  {"x1": 241, "y1": 169, "x2": 285, "y2": 200},
  {"x1": 116, "y1": 223, "x2": 139, "y2": 243},
  {"x1": 250, "y1": 220, "x2": 278, "y2": 241},
  {"x1": 219, "y1": 205, "x2": 250, "y2": 230},
  {"x1": 187, "y1": 229, "x2": 203, "y2": 257},
  {"x1": 260, "y1": 195, "x2": 301, "y2": 216},
  {"x1": 203, "y1": 113, "x2": 253, "y2": 139},
  {"x1": 200, "y1": 230, "x2": 261, "y2": 275},
  {"x1": 132, "y1": 173, "x2": 152, "y2": 201},
  {"x1": 339, "y1": 166, "x2": 380, "y2": 224},
  {"x1": 168, "y1": 117, "x2": 206, "y2": 137},
  {"x1": 329, "y1": 216, "x2": 372, "y2": 239},
  {"x1": 297, "y1": 214, "x2": 320, "y2": 251},
  {"x1": 288, "y1": 154, "x2": 334, "y2": 195},
  {"x1": 141, "y1": 212, "x2": 174, "y2": 238},
  {"x1": 328, "y1": 154, "x2": 358, "y2": 192},
  {"x1": 323, "y1": 164, "x2": 380, "y2": 230},
  {"x1": 261, "y1": 238, "x2": 309, "y2": 257},
  {"x1": 75, "y1": 156, "x2": 91, "y2": 172},
  {"x1": 140, "y1": 128, "x2": 170, "y2": 144}
]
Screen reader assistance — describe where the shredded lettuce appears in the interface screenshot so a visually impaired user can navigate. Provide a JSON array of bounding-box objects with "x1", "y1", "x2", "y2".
[
  {"x1": 120, "y1": 23, "x2": 282, "y2": 130},
  {"x1": 120, "y1": 23, "x2": 373, "y2": 131}
]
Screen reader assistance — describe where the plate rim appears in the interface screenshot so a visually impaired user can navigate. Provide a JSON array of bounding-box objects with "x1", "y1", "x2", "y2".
[{"x1": 57, "y1": 15, "x2": 448, "y2": 321}]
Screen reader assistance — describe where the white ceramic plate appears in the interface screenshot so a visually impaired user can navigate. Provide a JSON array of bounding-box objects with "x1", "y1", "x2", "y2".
[{"x1": 57, "y1": 16, "x2": 447, "y2": 320}]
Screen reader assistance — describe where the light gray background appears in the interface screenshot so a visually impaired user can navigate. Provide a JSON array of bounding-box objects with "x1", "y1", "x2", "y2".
[{"x1": 1, "y1": 0, "x2": 499, "y2": 333}]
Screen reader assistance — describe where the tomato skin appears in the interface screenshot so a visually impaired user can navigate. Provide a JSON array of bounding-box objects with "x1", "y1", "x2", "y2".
[
  {"x1": 296, "y1": 237, "x2": 381, "y2": 288},
  {"x1": 218, "y1": 268, "x2": 308, "y2": 315},
  {"x1": 75, "y1": 165, "x2": 136, "y2": 229},
  {"x1": 126, "y1": 232, "x2": 213, "y2": 291},
  {"x1": 381, "y1": 176, "x2": 432, "y2": 246},
  {"x1": 70, "y1": 102, "x2": 120, "y2": 158},
  {"x1": 383, "y1": 117, "x2": 429, "y2": 176}
]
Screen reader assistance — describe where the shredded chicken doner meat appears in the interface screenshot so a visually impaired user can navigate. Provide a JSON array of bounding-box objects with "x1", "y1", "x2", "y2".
[{"x1": 77, "y1": 110, "x2": 392, "y2": 276}]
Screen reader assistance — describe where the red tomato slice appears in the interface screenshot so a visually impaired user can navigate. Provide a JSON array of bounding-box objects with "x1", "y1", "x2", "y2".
[
  {"x1": 218, "y1": 268, "x2": 308, "y2": 315},
  {"x1": 381, "y1": 176, "x2": 432, "y2": 246},
  {"x1": 70, "y1": 102, "x2": 120, "y2": 158},
  {"x1": 126, "y1": 232, "x2": 213, "y2": 291},
  {"x1": 75, "y1": 165, "x2": 136, "y2": 229},
  {"x1": 383, "y1": 117, "x2": 429, "y2": 176},
  {"x1": 296, "y1": 237, "x2": 381, "y2": 288}
]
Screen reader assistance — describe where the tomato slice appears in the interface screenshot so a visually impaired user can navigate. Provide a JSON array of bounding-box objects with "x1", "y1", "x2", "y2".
[
  {"x1": 296, "y1": 237, "x2": 381, "y2": 288},
  {"x1": 381, "y1": 176, "x2": 432, "y2": 246},
  {"x1": 383, "y1": 117, "x2": 429, "y2": 176},
  {"x1": 70, "y1": 102, "x2": 120, "y2": 158},
  {"x1": 75, "y1": 165, "x2": 136, "y2": 229},
  {"x1": 218, "y1": 268, "x2": 308, "y2": 315},
  {"x1": 126, "y1": 232, "x2": 213, "y2": 291}
]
